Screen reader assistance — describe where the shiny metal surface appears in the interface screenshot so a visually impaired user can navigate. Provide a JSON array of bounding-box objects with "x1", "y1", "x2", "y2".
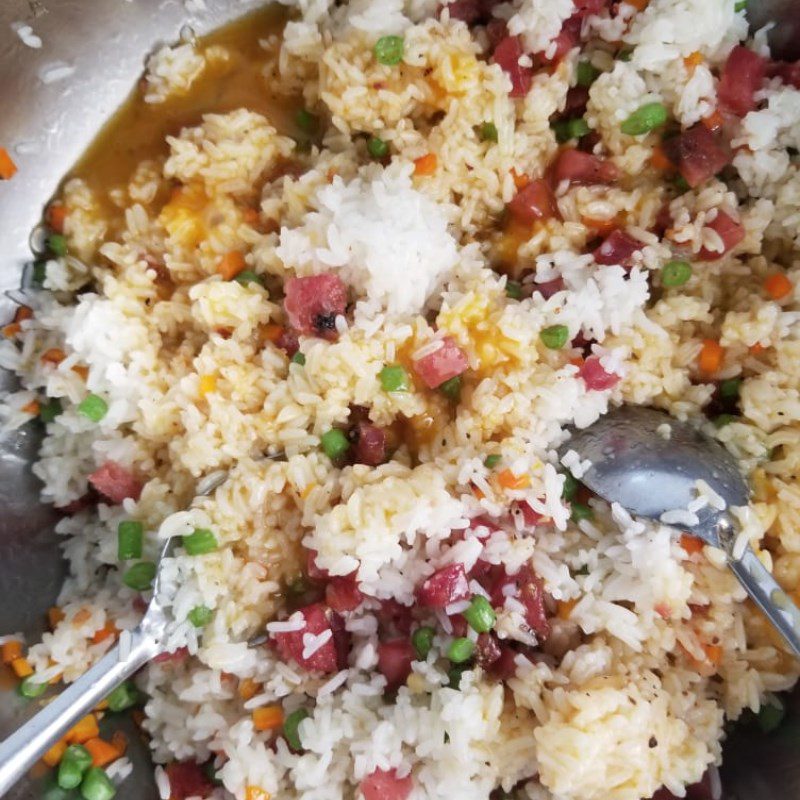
[
  {"x1": 566, "y1": 406, "x2": 800, "y2": 656},
  {"x1": 0, "y1": 1, "x2": 799, "y2": 800}
]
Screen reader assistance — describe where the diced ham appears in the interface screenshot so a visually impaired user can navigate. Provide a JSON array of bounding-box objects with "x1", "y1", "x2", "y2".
[
  {"x1": 272, "y1": 602, "x2": 339, "y2": 673},
  {"x1": 508, "y1": 179, "x2": 557, "y2": 224},
  {"x1": 377, "y1": 639, "x2": 416, "y2": 688},
  {"x1": 651, "y1": 770, "x2": 718, "y2": 800},
  {"x1": 153, "y1": 647, "x2": 189, "y2": 665},
  {"x1": 442, "y1": 0, "x2": 482, "y2": 23},
  {"x1": 517, "y1": 500, "x2": 546, "y2": 527},
  {"x1": 561, "y1": 85, "x2": 590, "y2": 118},
  {"x1": 475, "y1": 632, "x2": 501, "y2": 668},
  {"x1": 353, "y1": 422, "x2": 387, "y2": 466},
  {"x1": 592, "y1": 229, "x2": 643, "y2": 267},
  {"x1": 519, "y1": 574, "x2": 550, "y2": 640},
  {"x1": 377, "y1": 599, "x2": 414, "y2": 636},
  {"x1": 57, "y1": 492, "x2": 98, "y2": 516},
  {"x1": 662, "y1": 125, "x2": 729, "y2": 188},
  {"x1": 88, "y1": 462, "x2": 143, "y2": 504},
  {"x1": 552, "y1": 149, "x2": 619, "y2": 186},
  {"x1": 283, "y1": 273, "x2": 347, "y2": 339},
  {"x1": 485, "y1": 644, "x2": 520, "y2": 680},
  {"x1": 329, "y1": 611, "x2": 351, "y2": 671},
  {"x1": 579, "y1": 355, "x2": 620, "y2": 391},
  {"x1": 542, "y1": 13, "x2": 582, "y2": 64},
  {"x1": 325, "y1": 575, "x2": 363, "y2": 613},
  {"x1": 768, "y1": 59, "x2": 800, "y2": 89},
  {"x1": 718, "y1": 45, "x2": 766, "y2": 116},
  {"x1": 417, "y1": 563, "x2": 470, "y2": 609},
  {"x1": 698, "y1": 210, "x2": 745, "y2": 260},
  {"x1": 165, "y1": 762, "x2": 215, "y2": 800},
  {"x1": 306, "y1": 549, "x2": 329, "y2": 581},
  {"x1": 275, "y1": 327, "x2": 299, "y2": 357},
  {"x1": 493, "y1": 35, "x2": 533, "y2": 98},
  {"x1": 413, "y1": 337, "x2": 468, "y2": 389},
  {"x1": 533, "y1": 276, "x2": 565, "y2": 299},
  {"x1": 360, "y1": 769, "x2": 413, "y2": 800},
  {"x1": 486, "y1": 19, "x2": 508, "y2": 48}
]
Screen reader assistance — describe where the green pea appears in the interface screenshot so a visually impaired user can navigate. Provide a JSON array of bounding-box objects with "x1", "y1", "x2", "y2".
[
  {"x1": 122, "y1": 561, "x2": 156, "y2": 591},
  {"x1": 463, "y1": 596, "x2": 496, "y2": 633},
  {"x1": 553, "y1": 118, "x2": 590, "y2": 143},
  {"x1": 291, "y1": 352, "x2": 306, "y2": 366},
  {"x1": 19, "y1": 676, "x2": 48, "y2": 698},
  {"x1": 117, "y1": 521, "x2": 143, "y2": 560},
  {"x1": 439, "y1": 375, "x2": 463, "y2": 401},
  {"x1": 48, "y1": 234, "x2": 68, "y2": 258},
  {"x1": 570, "y1": 502, "x2": 594, "y2": 522},
  {"x1": 188, "y1": 605, "x2": 213, "y2": 627},
  {"x1": 661, "y1": 260, "x2": 692, "y2": 288},
  {"x1": 505, "y1": 281, "x2": 522, "y2": 299},
  {"x1": 484, "y1": 454, "x2": 501, "y2": 469},
  {"x1": 719, "y1": 377, "x2": 742, "y2": 400},
  {"x1": 107, "y1": 681, "x2": 140, "y2": 712},
  {"x1": 183, "y1": 528, "x2": 218, "y2": 556},
  {"x1": 79, "y1": 767, "x2": 116, "y2": 800},
  {"x1": 234, "y1": 270, "x2": 265, "y2": 287},
  {"x1": 58, "y1": 745, "x2": 92, "y2": 790},
  {"x1": 621, "y1": 103, "x2": 669, "y2": 136},
  {"x1": 379, "y1": 364, "x2": 410, "y2": 392},
  {"x1": 77, "y1": 394, "x2": 108, "y2": 423},
  {"x1": 447, "y1": 637, "x2": 475, "y2": 664},
  {"x1": 321, "y1": 428, "x2": 350, "y2": 460},
  {"x1": 412, "y1": 626, "x2": 435, "y2": 659},
  {"x1": 479, "y1": 121, "x2": 498, "y2": 143},
  {"x1": 539, "y1": 325, "x2": 570, "y2": 350},
  {"x1": 40, "y1": 398, "x2": 63, "y2": 423},
  {"x1": 367, "y1": 136, "x2": 388, "y2": 159},
  {"x1": 576, "y1": 61, "x2": 600, "y2": 87},
  {"x1": 374, "y1": 35, "x2": 404, "y2": 66}
]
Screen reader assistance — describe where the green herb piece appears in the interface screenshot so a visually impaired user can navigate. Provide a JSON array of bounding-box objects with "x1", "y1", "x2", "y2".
[
  {"x1": 539, "y1": 324, "x2": 570, "y2": 350},
  {"x1": 447, "y1": 664, "x2": 469, "y2": 689},
  {"x1": 122, "y1": 561, "x2": 156, "y2": 591},
  {"x1": 714, "y1": 413, "x2": 737, "y2": 428},
  {"x1": 719, "y1": 377, "x2": 742, "y2": 400},
  {"x1": 117, "y1": 521, "x2": 143, "y2": 561},
  {"x1": 234, "y1": 270, "x2": 265, "y2": 287},
  {"x1": 674, "y1": 174, "x2": 690, "y2": 192},
  {"x1": 618, "y1": 47, "x2": 634, "y2": 62},
  {"x1": 447, "y1": 637, "x2": 475, "y2": 664},
  {"x1": 621, "y1": 102, "x2": 668, "y2": 136},
  {"x1": 439, "y1": 375, "x2": 462, "y2": 401},
  {"x1": 412, "y1": 626, "x2": 435, "y2": 660},
  {"x1": 295, "y1": 109, "x2": 318, "y2": 134},
  {"x1": 463, "y1": 596, "x2": 496, "y2": 633},
  {"x1": 734, "y1": 0, "x2": 747, "y2": 11},
  {"x1": 367, "y1": 136, "x2": 388, "y2": 159},
  {"x1": 576, "y1": 61, "x2": 600, "y2": 87},
  {"x1": 40, "y1": 398, "x2": 63, "y2": 423},
  {"x1": 561, "y1": 471, "x2": 578, "y2": 501},
  {"x1": 374, "y1": 35, "x2": 404, "y2": 66},
  {"x1": 570, "y1": 502, "x2": 594, "y2": 522},
  {"x1": 321, "y1": 428, "x2": 350, "y2": 460},
  {"x1": 77, "y1": 394, "x2": 108, "y2": 423},
  {"x1": 479, "y1": 121, "x2": 498, "y2": 142},
  {"x1": 505, "y1": 281, "x2": 522, "y2": 299},
  {"x1": 183, "y1": 528, "x2": 218, "y2": 556},
  {"x1": 661, "y1": 260, "x2": 692, "y2": 287},
  {"x1": 291, "y1": 352, "x2": 306, "y2": 366},
  {"x1": 379, "y1": 364, "x2": 410, "y2": 392},
  {"x1": 283, "y1": 708, "x2": 310, "y2": 750},
  {"x1": 107, "y1": 681, "x2": 140, "y2": 712},
  {"x1": 188, "y1": 605, "x2": 213, "y2": 628},
  {"x1": 757, "y1": 699, "x2": 785, "y2": 733}
]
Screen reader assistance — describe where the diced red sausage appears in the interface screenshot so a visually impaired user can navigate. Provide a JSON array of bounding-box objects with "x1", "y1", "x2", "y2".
[
  {"x1": 284, "y1": 274, "x2": 347, "y2": 339},
  {"x1": 272, "y1": 602, "x2": 339, "y2": 673},
  {"x1": 718, "y1": 45, "x2": 766, "y2": 116},
  {"x1": 519, "y1": 574, "x2": 551, "y2": 640},
  {"x1": 88, "y1": 462, "x2": 143, "y2": 504},
  {"x1": 698, "y1": 210, "x2": 745, "y2": 260},
  {"x1": 165, "y1": 762, "x2": 214, "y2": 800},
  {"x1": 153, "y1": 647, "x2": 189, "y2": 665},
  {"x1": 360, "y1": 769, "x2": 413, "y2": 800},
  {"x1": 377, "y1": 639, "x2": 416, "y2": 689},
  {"x1": 493, "y1": 35, "x2": 533, "y2": 98},
  {"x1": 542, "y1": 14, "x2": 582, "y2": 64},
  {"x1": 662, "y1": 125, "x2": 729, "y2": 188},
  {"x1": 593, "y1": 229, "x2": 643, "y2": 267},
  {"x1": 768, "y1": 59, "x2": 800, "y2": 89},
  {"x1": 352, "y1": 422, "x2": 387, "y2": 467},
  {"x1": 579, "y1": 355, "x2": 620, "y2": 390},
  {"x1": 552, "y1": 149, "x2": 619, "y2": 186},
  {"x1": 413, "y1": 337, "x2": 468, "y2": 389},
  {"x1": 562, "y1": 85, "x2": 590, "y2": 118},
  {"x1": 508, "y1": 179, "x2": 557, "y2": 224},
  {"x1": 416, "y1": 563, "x2": 470, "y2": 609},
  {"x1": 533, "y1": 276, "x2": 565, "y2": 299},
  {"x1": 325, "y1": 575, "x2": 363, "y2": 613}
]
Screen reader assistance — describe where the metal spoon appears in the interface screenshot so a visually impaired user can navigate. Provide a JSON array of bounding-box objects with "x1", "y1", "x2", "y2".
[{"x1": 563, "y1": 405, "x2": 800, "y2": 657}]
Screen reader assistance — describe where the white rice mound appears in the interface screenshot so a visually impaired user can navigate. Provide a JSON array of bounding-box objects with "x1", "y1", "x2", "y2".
[{"x1": 3, "y1": 1, "x2": 800, "y2": 799}]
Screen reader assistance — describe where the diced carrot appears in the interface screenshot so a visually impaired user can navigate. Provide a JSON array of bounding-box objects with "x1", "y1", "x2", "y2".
[
  {"x1": 680, "y1": 533, "x2": 705, "y2": 555},
  {"x1": 569, "y1": 356, "x2": 585, "y2": 367},
  {"x1": 199, "y1": 374, "x2": 217, "y2": 396},
  {"x1": 91, "y1": 621, "x2": 118, "y2": 645},
  {"x1": 701, "y1": 109, "x2": 724, "y2": 133},
  {"x1": 242, "y1": 207, "x2": 260, "y2": 225},
  {"x1": 217, "y1": 251, "x2": 246, "y2": 281},
  {"x1": 94, "y1": 700, "x2": 109, "y2": 712},
  {"x1": 697, "y1": 339, "x2": 724, "y2": 374},
  {"x1": 0, "y1": 147, "x2": 18, "y2": 180},
  {"x1": 245, "y1": 787, "x2": 270, "y2": 800},
  {"x1": 497, "y1": 469, "x2": 531, "y2": 490},
  {"x1": 2, "y1": 323, "x2": 20, "y2": 338},
  {"x1": 72, "y1": 365, "x2": 89, "y2": 380},
  {"x1": 260, "y1": 323, "x2": 284, "y2": 344},
  {"x1": 627, "y1": 0, "x2": 649, "y2": 8},
  {"x1": 21, "y1": 400, "x2": 40, "y2": 416},
  {"x1": 47, "y1": 203, "x2": 68, "y2": 234},
  {"x1": 84, "y1": 737, "x2": 122, "y2": 768},
  {"x1": 702, "y1": 642, "x2": 722, "y2": 665},
  {"x1": 41, "y1": 348, "x2": 66, "y2": 365},
  {"x1": 764, "y1": 273, "x2": 793, "y2": 301},
  {"x1": 72, "y1": 608, "x2": 92, "y2": 626},
  {"x1": 649, "y1": 144, "x2": 673, "y2": 172},
  {"x1": 65, "y1": 714, "x2": 99, "y2": 744},
  {"x1": 749, "y1": 342, "x2": 765, "y2": 355},
  {"x1": 48, "y1": 607, "x2": 65, "y2": 629},
  {"x1": 557, "y1": 598, "x2": 578, "y2": 620},
  {"x1": 471, "y1": 484, "x2": 485, "y2": 500},
  {"x1": 683, "y1": 51, "x2": 703, "y2": 71},
  {"x1": 110, "y1": 731, "x2": 128, "y2": 756},
  {"x1": 510, "y1": 169, "x2": 530, "y2": 190},
  {"x1": 49, "y1": 672, "x2": 63, "y2": 686},
  {"x1": 14, "y1": 306, "x2": 33, "y2": 323},
  {"x1": 1, "y1": 640, "x2": 22, "y2": 664},
  {"x1": 42, "y1": 740, "x2": 67, "y2": 767},
  {"x1": 413, "y1": 153, "x2": 438, "y2": 177},
  {"x1": 252, "y1": 706, "x2": 284, "y2": 732},
  {"x1": 11, "y1": 658, "x2": 33, "y2": 678},
  {"x1": 238, "y1": 678, "x2": 260, "y2": 701}
]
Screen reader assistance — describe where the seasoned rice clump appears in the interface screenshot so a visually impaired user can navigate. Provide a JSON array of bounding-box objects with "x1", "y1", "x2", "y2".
[{"x1": 3, "y1": 1, "x2": 800, "y2": 799}]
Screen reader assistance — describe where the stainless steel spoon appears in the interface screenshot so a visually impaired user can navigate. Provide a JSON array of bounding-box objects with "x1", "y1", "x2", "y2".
[{"x1": 563, "y1": 405, "x2": 800, "y2": 657}]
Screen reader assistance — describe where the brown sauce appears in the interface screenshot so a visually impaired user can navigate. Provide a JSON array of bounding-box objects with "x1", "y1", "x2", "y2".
[{"x1": 67, "y1": 4, "x2": 302, "y2": 225}]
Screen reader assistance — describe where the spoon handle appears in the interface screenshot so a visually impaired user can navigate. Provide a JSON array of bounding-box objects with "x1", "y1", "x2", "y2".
[
  {"x1": 0, "y1": 627, "x2": 159, "y2": 797},
  {"x1": 729, "y1": 546, "x2": 800, "y2": 657}
]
